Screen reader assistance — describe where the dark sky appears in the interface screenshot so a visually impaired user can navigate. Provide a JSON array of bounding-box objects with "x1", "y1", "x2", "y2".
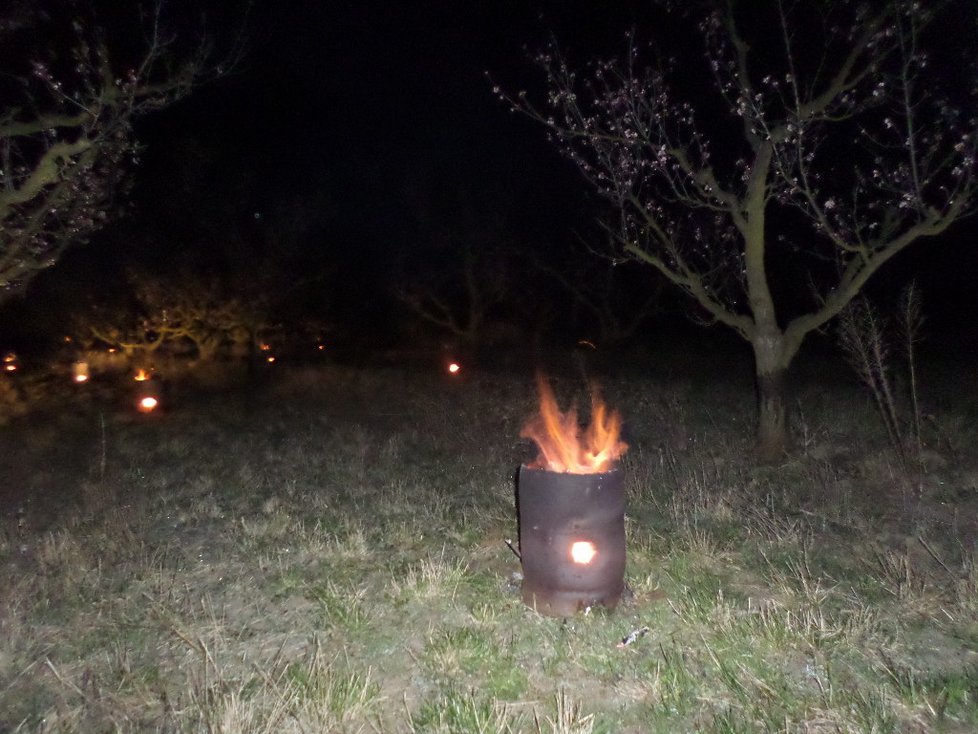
[
  {"x1": 145, "y1": 0, "x2": 978, "y2": 339},
  {"x1": 135, "y1": 1, "x2": 654, "y2": 246},
  {"x1": 3, "y1": 1, "x2": 667, "y2": 351},
  {"x1": 117, "y1": 1, "x2": 669, "y2": 344},
  {"x1": 7, "y1": 0, "x2": 978, "y2": 351}
]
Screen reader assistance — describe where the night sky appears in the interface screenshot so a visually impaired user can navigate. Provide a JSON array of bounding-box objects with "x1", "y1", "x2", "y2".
[
  {"x1": 139, "y1": 1, "x2": 636, "y2": 261},
  {"x1": 5, "y1": 0, "x2": 978, "y2": 355}
]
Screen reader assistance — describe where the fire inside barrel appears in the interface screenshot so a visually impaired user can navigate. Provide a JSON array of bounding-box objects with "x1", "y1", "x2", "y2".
[{"x1": 517, "y1": 375, "x2": 628, "y2": 617}]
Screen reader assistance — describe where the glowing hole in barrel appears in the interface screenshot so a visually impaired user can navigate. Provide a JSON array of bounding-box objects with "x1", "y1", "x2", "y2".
[
  {"x1": 570, "y1": 541, "x2": 597, "y2": 565},
  {"x1": 138, "y1": 396, "x2": 159, "y2": 412}
]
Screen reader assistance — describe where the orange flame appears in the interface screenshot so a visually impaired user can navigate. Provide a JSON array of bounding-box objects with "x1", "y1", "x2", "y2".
[
  {"x1": 134, "y1": 369, "x2": 150, "y2": 381},
  {"x1": 520, "y1": 375, "x2": 628, "y2": 474}
]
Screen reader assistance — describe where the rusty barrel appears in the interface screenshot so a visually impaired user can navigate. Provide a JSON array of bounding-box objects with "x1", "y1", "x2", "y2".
[{"x1": 517, "y1": 465, "x2": 625, "y2": 617}]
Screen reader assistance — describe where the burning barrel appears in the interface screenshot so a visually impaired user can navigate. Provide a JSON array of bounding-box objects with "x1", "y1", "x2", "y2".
[
  {"x1": 133, "y1": 369, "x2": 162, "y2": 413},
  {"x1": 72, "y1": 360, "x2": 90, "y2": 383},
  {"x1": 518, "y1": 466, "x2": 625, "y2": 616},
  {"x1": 517, "y1": 375, "x2": 629, "y2": 617}
]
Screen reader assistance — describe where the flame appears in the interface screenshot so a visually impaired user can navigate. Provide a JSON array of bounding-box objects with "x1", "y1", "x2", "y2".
[
  {"x1": 447, "y1": 362, "x2": 461, "y2": 375},
  {"x1": 137, "y1": 396, "x2": 159, "y2": 412},
  {"x1": 74, "y1": 374, "x2": 89, "y2": 383},
  {"x1": 570, "y1": 541, "x2": 597, "y2": 564},
  {"x1": 520, "y1": 374, "x2": 628, "y2": 474},
  {"x1": 134, "y1": 369, "x2": 150, "y2": 381}
]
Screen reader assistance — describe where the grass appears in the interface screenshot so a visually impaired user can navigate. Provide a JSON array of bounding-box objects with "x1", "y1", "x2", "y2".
[{"x1": 1, "y1": 357, "x2": 978, "y2": 732}]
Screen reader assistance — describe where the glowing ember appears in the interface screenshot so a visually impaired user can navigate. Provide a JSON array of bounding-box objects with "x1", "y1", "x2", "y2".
[
  {"x1": 521, "y1": 374, "x2": 628, "y2": 474},
  {"x1": 570, "y1": 541, "x2": 597, "y2": 564},
  {"x1": 134, "y1": 369, "x2": 150, "y2": 381},
  {"x1": 138, "y1": 396, "x2": 159, "y2": 412},
  {"x1": 447, "y1": 362, "x2": 461, "y2": 375},
  {"x1": 74, "y1": 374, "x2": 89, "y2": 383},
  {"x1": 266, "y1": 355, "x2": 276, "y2": 363}
]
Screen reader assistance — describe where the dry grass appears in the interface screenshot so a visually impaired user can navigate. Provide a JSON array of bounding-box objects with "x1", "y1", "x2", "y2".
[{"x1": 1, "y1": 359, "x2": 977, "y2": 732}]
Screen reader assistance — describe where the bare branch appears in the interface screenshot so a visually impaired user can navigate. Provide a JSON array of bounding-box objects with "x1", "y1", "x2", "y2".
[
  {"x1": 501, "y1": 0, "x2": 977, "y2": 458},
  {"x1": 0, "y1": 1, "x2": 244, "y2": 301}
]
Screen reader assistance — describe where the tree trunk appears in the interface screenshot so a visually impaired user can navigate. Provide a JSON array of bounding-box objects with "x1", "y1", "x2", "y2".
[
  {"x1": 755, "y1": 366, "x2": 787, "y2": 463},
  {"x1": 195, "y1": 335, "x2": 221, "y2": 362},
  {"x1": 751, "y1": 332, "x2": 789, "y2": 464}
]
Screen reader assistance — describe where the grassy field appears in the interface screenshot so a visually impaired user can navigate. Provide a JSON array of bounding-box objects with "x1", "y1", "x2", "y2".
[{"x1": 1, "y1": 353, "x2": 977, "y2": 733}]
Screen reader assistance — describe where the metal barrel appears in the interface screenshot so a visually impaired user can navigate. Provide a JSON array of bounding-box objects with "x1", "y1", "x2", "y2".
[{"x1": 517, "y1": 465, "x2": 625, "y2": 617}]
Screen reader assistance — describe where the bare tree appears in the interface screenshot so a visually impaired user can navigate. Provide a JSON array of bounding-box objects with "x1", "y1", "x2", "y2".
[
  {"x1": 395, "y1": 176, "x2": 517, "y2": 348},
  {"x1": 501, "y1": 0, "x2": 977, "y2": 462},
  {"x1": 397, "y1": 239, "x2": 511, "y2": 346},
  {"x1": 82, "y1": 270, "x2": 260, "y2": 363},
  {"x1": 533, "y1": 238, "x2": 663, "y2": 347},
  {"x1": 0, "y1": 1, "x2": 240, "y2": 301}
]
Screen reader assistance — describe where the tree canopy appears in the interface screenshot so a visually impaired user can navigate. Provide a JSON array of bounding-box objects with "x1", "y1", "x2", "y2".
[
  {"x1": 0, "y1": 1, "x2": 240, "y2": 302},
  {"x1": 504, "y1": 0, "x2": 977, "y2": 461}
]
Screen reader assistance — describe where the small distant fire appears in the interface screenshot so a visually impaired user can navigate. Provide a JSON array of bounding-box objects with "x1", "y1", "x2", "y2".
[
  {"x1": 521, "y1": 374, "x2": 628, "y2": 474},
  {"x1": 72, "y1": 361, "x2": 89, "y2": 383},
  {"x1": 137, "y1": 396, "x2": 159, "y2": 413},
  {"x1": 258, "y1": 343, "x2": 277, "y2": 363},
  {"x1": 3, "y1": 353, "x2": 17, "y2": 372},
  {"x1": 447, "y1": 361, "x2": 461, "y2": 375},
  {"x1": 133, "y1": 368, "x2": 161, "y2": 412}
]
